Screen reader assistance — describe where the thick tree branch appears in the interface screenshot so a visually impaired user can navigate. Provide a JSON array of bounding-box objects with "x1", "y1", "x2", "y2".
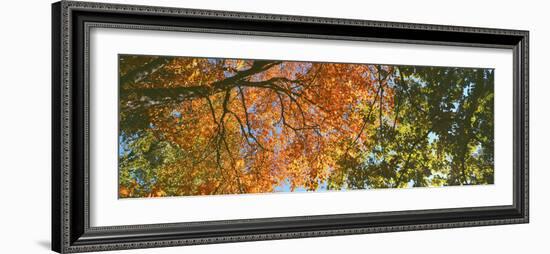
[
  {"x1": 120, "y1": 57, "x2": 172, "y2": 90},
  {"x1": 121, "y1": 61, "x2": 283, "y2": 107}
]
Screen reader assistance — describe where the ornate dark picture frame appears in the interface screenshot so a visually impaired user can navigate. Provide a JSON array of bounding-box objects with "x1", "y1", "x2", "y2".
[{"x1": 52, "y1": 1, "x2": 529, "y2": 253}]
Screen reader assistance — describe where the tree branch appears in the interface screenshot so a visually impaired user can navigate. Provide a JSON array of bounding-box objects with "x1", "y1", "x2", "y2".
[{"x1": 120, "y1": 57, "x2": 172, "y2": 90}]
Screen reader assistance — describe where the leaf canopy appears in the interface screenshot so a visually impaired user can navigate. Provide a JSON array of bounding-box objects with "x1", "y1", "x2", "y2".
[{"x1": 118, "y1": 55, "x2": 494, "y2": 198}]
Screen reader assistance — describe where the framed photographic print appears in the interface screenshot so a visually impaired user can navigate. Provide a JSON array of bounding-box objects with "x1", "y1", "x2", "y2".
[{"x1": 52, "y1": 1, "x2": 529, "y2": 253}]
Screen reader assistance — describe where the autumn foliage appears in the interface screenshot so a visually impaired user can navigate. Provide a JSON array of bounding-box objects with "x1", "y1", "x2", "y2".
[{"x1": 118, "y1": 55, "x2": 494, "y2": 198}]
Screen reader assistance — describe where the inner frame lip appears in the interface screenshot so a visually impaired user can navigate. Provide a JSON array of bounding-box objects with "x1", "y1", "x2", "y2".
[{"x1": 83, "y1": 21, "x2": 520, "y2": 232}]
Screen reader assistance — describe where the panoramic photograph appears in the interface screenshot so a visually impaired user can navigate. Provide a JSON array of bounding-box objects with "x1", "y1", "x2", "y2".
[{"x1": 118, "y1": 54, "x2": 494, "y2": 198}]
